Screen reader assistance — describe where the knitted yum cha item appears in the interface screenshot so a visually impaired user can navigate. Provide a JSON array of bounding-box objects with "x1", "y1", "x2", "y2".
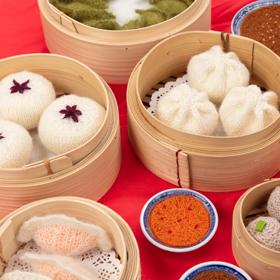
[
  {"x1": 187, "y1": 46, "x2": 250, "y2": 103},
  {"x1": 0, "y1": 119, "x2": 33, "y2": 168},
  {"x1": 38, "y1": 94, "x2": 105, "y2": 154},
  {"x1": 156, "y1": 84, "x2": 219, "y2": 135},
  {"x1": 1, "y1": 271, "x2": 51, "y2": 280},
  {"x1": 219, "y1": 85, "x2": 279, "y2": 136},
  {"x1": 21, "y1": 253, "x2": 98, "y2": 280},
  {"x1": 17, "y1": 214, "x2": 112, "y2": 256},
  {"x1": 267, "y1": 186, "x2": 280, "y2": 221},
  {"x1": 247, "y1": 216, "x2": 280, "y2": 251},
  {"x1": 0, "y1": 71, "x2": 56, "y2": 129}
]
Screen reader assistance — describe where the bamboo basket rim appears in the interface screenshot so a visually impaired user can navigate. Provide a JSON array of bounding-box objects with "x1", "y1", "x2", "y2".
[
  {"x1": 135, "y1": 30, "x2": 280, "y2": 142},
  {"x1": 0, "y1": 53, "x2": 111, "y2": 173},
  {"x1": 40, "y1": 0, "x2": 210, "y2": 46},
  {"x1": 0, "y1": 78, "x2": 120, "y2": 185},
  {"x1": 237, "y1": 178, "x2": 280, "y2": 256},
  {"x1": 0, "y1": 196, "x2": 140, "y2": 279}
]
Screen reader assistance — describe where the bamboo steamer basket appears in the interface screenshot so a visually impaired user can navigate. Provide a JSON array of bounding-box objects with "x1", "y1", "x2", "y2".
[
  {"x1": 37, "y1": 0, "x2": 211, "y2": 84},
  {"x1": 0, "y1": 54, "x2": 121, "y2": 216},
  {"x1": 232, "y1": 179, "x2": 280, "y2": 280},
  {"x1": 127, "y1": 31, "x2": 280, "y2": 192},
  {"x1": 0, "y1": 197, "x2": 129, "y2": 279},
  {"x1": 0, "y1": 197, "x2": 141, "y2": 280}
]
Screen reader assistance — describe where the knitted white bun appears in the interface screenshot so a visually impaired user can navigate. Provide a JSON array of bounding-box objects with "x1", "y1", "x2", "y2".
[
  {"x1": 17, "y1": 214, "x2": 113, "y2": 256},
  {"x1": 0, "y1": 119, "x2": 32, "y2": 168},
  {"x1": 0, "y1": 71, "x2": 56, "y2": 129},
  {"x1": 219, "y1": 85, "x2": 279, "y2": 136},
  {"x1": 267, "y1": 186, "x2": 280, "y2": 221},
  {"x1": 247, "y1": 216, "x2": 280, "y2": 251},
  {"x1": 21, "y1": 253, "x2": 98, "y2": 280},
  {"x1": 156, "y1": 84, "x2": 219, "y2": 135},
  {"x1": 187, "y1": 46, "x2": 250, "y2": 103},
  {"x1": 1, "y1": 271, "x2": 51, "y2": 280},
  {"x1": 38, "y1": 94, "x2": 105, "y2": 154}
]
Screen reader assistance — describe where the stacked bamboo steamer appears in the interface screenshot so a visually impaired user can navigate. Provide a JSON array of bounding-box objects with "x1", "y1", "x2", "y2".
[
  {"x1": 232, "y1": 179, "x2": 280, "y2": 280},
  {"x1": 127, "y1": 31, "x2": 280, "y2": 192},
  {"x1": 38, "y1": 0, "x2": 211, "y2": 84},
  {"x1": 0, "y1": 197, "x2": 141, "y2": 279},
  {"x1": 0, "y1": 54, "x2": 121, "y2": 217}
]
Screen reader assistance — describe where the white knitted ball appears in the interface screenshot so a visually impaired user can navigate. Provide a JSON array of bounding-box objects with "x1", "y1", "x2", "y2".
[
  {"x1": 156, "y1": 84, "x2": 219, "y2": 135},
  {"x1": 267, "y1": 186, "x2": 280, "y2": 221},
  {"x1": 220, "y1": 85, "x2": 279, "y2": 136},
  {"x1": 247, "y1": 216, "x2": 280, "y2": 251},
  {"x1": 0, "y1": 71, "x2": 56, "y2": 129},
  {"x1": 0, "y1": 119, "x2": 33, "y2": 168},
  {"x1": 39, "y1": 94, "x2": 106, "y2": 154},
  {"x1": 187, "y1": 46, "x2": 250, "y2": 104}
]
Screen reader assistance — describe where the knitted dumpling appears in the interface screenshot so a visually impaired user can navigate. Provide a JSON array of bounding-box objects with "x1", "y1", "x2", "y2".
[
  {"x1": 247, "y1": 216, "x2": 280, "y2": 251},
  {"x1": 267, "y1": 186, "x2": 280, "y2": 221},
  {"x1": 0, "y1": 119, "x2": 33, "y2": 168},
  {"x1": 219, "y1": 85, "x2": 279, "y2": 136},
  {"x1": 21, "y1": 253, "x2": 97, "y2": 280},
  {"x1": 17, "y1": 214, "x2": 112, "y2": 256},
  {"x1": 1, "y1": 271, "x2": 51, "y2": 280},
  {"x1": 187, "y1": 46, "x2": 250, "y2": 103},
  {"x1": 38, "y1": 94, "x2": 105, "y2": 154},
  {"x1": 0, "y1": 71, "x2": 56, "y2": 129},
  {"x1": 156, "y1": 84, "x2": 219, "y2": 135}
]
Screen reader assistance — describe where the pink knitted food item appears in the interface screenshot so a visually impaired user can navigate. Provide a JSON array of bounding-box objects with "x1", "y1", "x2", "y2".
[
  {"x1": 17, "y1": 215, "x2": 112, "y2": 256},
  {"x1": 1, "y1": 271, "x2": 51, "y2": 280},
  {"x1": 267, "y1": 186, "x2": 280, "y2": 221},
  {"x1": 21, "y1": 253, "x2": 97, "y2": 280},
  {"x1": 247, "y1": 216, "x2": 280, "y2": 251}
]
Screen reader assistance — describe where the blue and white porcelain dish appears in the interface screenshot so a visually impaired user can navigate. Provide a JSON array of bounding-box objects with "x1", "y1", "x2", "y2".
[
  {"x1": 179, "y1": 261, "x2": 252, "y2": 280},
  {"x1": 140, "y1": 188, "x2": 218, "y2": 253},
  {"x1": 231, "y1": 0, "x2": 280, "y2": 35}
]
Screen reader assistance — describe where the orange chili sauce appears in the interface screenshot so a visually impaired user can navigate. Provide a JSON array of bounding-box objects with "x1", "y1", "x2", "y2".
[{"x1": 149, "y1": 195, "x2": 210, "y2": 247}]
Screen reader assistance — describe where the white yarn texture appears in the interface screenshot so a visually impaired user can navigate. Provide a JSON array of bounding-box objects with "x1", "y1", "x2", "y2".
[
  {"x1": 17, "y1": 214, "x2": 112, "y2": 256},
  {"x1": 220, "y1": 85, "x2": 279, "y2": 136},
  {"x1": 1, "y1": 271, "x2": 51, "y2": 280},
  {"x1": 187, "y1": 46, "x2": 250, "y2": 103},
  {"x1": 39, "y1": 95, "x2": 105, "y2": 154},
  {"x1": 0, "y1": 119, "x2": 33, "y2": 168},
  {"x1": 0, "y1": 71, "x2": 56, "y2": 129},
  {"x1": 247, "y1": 216, "x2": 280, "y2": 251},
  {"x1": 267, "y1": 186, "x2": 280, "y2": 222},
  {"x1": 156, "y1": 83, "x2": 219, "y2": 135},
  {"x1": 22, "y1": 253, "x2": 98, "y2": 280}
]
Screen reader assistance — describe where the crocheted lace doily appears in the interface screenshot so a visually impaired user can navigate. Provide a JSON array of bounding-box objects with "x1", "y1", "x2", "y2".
[
  {"x1": 147, "y1": 74, "x2": 188, "y2": 116},
  {"x1": 5, "y1": 242, "x2": 122, "y2": 280},
  {"x1": 146, "y1": 73, "x2": 226, "y2": 136}
]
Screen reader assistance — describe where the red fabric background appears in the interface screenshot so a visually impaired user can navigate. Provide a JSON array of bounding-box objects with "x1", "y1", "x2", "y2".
[{"x1": 0, "y1": 1, "x2": 279, "y2": 279}]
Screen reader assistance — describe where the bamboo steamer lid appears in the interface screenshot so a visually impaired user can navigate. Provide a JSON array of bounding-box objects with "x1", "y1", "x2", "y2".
[
  {"x1": 38, "y1": 0, "x2": 211, "y2": 84},
  {"x1": 127, "y1": 31, "x2": 280, "y2": 192},
  {"x1": 232, "y1": 179, "x2": 280, "y2": 280},
  {"x1": 0, "y1": 54, "x2": 121, "y2": 216},
  {"x1": 0, "y1": 197, "x2": 140, "y2": 280}
]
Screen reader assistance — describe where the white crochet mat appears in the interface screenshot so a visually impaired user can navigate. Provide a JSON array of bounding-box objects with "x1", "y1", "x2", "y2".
[
  {"x1": 146, "y1": 73, "x2": 226, "y2": 136},
  {"x1": 5, "y1": 242, "x2": 123, "y2": 280}
]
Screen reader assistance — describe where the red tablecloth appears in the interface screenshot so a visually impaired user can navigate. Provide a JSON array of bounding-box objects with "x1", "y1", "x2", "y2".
[{"x1": 0, "y1": 1, "x2": 279, "y2": 279}]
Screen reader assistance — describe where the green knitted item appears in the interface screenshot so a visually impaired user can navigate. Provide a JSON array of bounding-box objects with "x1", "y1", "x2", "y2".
[{"x1": 50, "y1": 0, "x2": 195, "y2": 30}]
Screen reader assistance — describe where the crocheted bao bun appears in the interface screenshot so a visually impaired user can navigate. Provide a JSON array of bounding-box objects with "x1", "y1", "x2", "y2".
[
  {"x1": 17, "y1": 214, "x2": 112, "y2": 256},
  {"x1": 38, "y1": 94, "x2": 105, "y2": 154},
  {"x1": 267, "y1": 186, "x2": 280, "y2": 221},
  {"x1": 1, "y1": 271, "x2": 51, "y2": 280},
  {"x1": 0, "y1": 71, "x2": 56, "y2": 130},
  {"x1": 0, "y1": 119, "x2": 33, "y2": 168}
]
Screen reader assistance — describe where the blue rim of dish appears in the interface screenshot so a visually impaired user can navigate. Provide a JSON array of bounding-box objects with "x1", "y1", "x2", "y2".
[
  {"x1": 231, "y1": 0, "x2": 280, "y2": 35},
  {"x1": 140, "y1": 188, "x2": 218, "y2": 252},
  {"x1": 180, "y1": 261, "x2": 252, "y2": 280}
]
